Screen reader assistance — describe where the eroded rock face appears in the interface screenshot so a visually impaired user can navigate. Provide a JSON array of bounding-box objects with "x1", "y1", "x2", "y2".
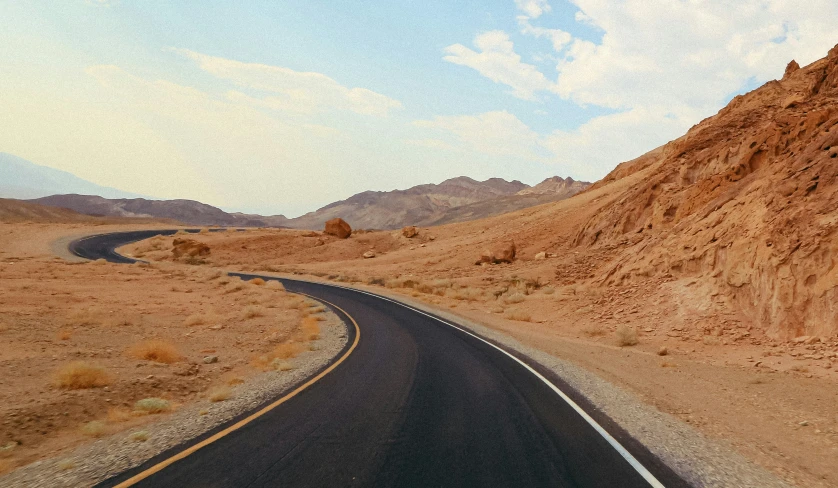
[
  {"x1": 402, "y1": 226, "x2": 419, "y2": 238},
  {"x1": 324, "y1": 218, "x2": 352, "y2": 239},
  {"x1": 572, "y1": 43, "x2": 838, "y2": 339},
  {"x1": 476, "y1": 241, "x2": 516, "y2": 265},
  {"x1": 171, "y1": 238, "x2": 210, "y2": 259}
]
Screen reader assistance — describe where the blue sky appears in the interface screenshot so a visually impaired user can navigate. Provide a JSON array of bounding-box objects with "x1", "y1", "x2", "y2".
[{"x1": 2, "y1": 1, "x2": 837, "y2": 216}]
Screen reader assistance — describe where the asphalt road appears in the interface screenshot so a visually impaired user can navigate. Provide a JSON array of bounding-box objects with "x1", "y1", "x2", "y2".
[{"x1": 71, "y1": 231, "x2": 689, "y2": 488}]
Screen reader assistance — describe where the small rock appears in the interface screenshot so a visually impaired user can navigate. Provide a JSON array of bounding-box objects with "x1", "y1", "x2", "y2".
[
  {"x1": 208, "y1": 324, "x2": 224, "y2": 330},
  {"x1": 203, "y1": 355, "x2": 219, "y2": 364},
  {"x1": 534, "y1": 251, "x2": 547, "y2": 260},
  {"x1": 793, "y1": 336, "x2": 811, "y2": 344},
  {"x1": 362, "y1": 251, "x2": 376, "y2": 259},
  {"x1": 401, "y1": 226, "x2": 419, "y2": 238},
  {"x1": 799, "y1": 421, "x2": 809, "y2": 427},
  {"x1": 658, "y1": 347, "x2": 668, "y2": 356}
]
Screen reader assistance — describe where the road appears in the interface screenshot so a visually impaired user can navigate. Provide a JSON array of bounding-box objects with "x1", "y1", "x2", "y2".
[{"x1": 71, "y1": 231, "x2": 688, "y2": 488}]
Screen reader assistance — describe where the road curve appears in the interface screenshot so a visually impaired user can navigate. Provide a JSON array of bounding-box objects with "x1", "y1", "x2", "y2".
[{"x1": 71, "y1": 231, "x2": 689, "y2": 488}]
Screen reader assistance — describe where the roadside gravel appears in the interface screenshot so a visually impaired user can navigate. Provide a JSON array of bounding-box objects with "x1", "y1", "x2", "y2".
[{"x1": 0, "y1": 302, "x2": 348, "y2": 488}]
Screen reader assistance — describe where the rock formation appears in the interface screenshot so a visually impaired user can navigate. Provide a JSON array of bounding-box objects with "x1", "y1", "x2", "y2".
[{"x1": 324, "y1": 218, "x2": 352, "y2": 239}]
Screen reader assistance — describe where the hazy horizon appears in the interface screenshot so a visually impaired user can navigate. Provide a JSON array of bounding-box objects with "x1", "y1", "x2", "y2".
[{"x1": 2, "y1": 1, "x2": 837, "y2": 216}]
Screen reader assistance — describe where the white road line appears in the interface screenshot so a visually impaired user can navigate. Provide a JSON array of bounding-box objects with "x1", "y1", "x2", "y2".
[{"x1": 296, "y1": 279, "x2": 667, "y2": 488}]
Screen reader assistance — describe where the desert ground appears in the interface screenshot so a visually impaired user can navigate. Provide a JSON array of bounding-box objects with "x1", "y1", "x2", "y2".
[{"x1": 0, "y1": 223, "x2": 337, "y2": 477}]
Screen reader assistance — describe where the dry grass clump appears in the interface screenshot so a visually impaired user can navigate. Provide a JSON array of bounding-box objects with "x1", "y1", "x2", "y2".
[
  {"x1": 57, "y1": 459, "x2": 76, "y2": 471},
  {"x1": 581, "y1": 324, "x2": 607, "y2": 337},
  {"x1": 54, "y1": 361, "x2": 110, "y2": 389},
  {"x1": 92, "y1": 258, "x2": 108, "y2": 266},
  {"x1": 241, "y1": 305, "x2": 264, "y2": 319},
  {"x1": 616, "y1": 325, "x2": 639, "y2": 346},
  {"x1": 249, "y1": 277, "x2": 266, "y2": 286},
  {"x1": 272, "y1": 360, "x2": 295, "y2": 371},
  {"x1": 127, "y1": 340, "x2": 181, "y2": 364},
  {"x1": 223, "y1": 280, "x2": 245, "y2": 294},
  {"x1": 300, "y1": 316, "x2": 321, "y2": 341},
  {"x1": 503, "y1": 309, "x2": 532, "y2": 322},
  {"x1": 183, "y1": 314, "x2": 206, "y2": 326},
  {"x1": 445, "y1": 287, "x2": 484, "y2": 301},
  {"x1": 134, "y1": 398, "x2": 171, "y2": 414},
  {"x1": 253, "y1": 342, "x2": 305, "y2": 370},
  {"x1": 265, "y1": 280, "x2": 285, "y2": 291},
  {"x1": 80, "y1": 421, "x2": 107, "y2": 438},
  {"x1": 107, "y1": 407, "x2": 134, "y2": 423},
  {"x1": 66, "y1": 308, "x2": 99, "y2": 327},
  {"x1": 503, "y1": 292, "x2": 526, "y2": 304},
  {"x1": 208, "y1": 386, "x2": 232, "y2": 402},
  {"x1": 130, "y1": 431, "x2": 150, "y2": 442}
]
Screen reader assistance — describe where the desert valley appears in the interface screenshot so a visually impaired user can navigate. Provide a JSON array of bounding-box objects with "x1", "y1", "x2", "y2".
[{"x1": 3, "y1": 3, "x2": 838, "y2": 488}]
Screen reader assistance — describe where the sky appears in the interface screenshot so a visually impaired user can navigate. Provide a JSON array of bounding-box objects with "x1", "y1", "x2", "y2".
[{"x1": 2, "y1": 1, "x2": 837, "y2": 217}]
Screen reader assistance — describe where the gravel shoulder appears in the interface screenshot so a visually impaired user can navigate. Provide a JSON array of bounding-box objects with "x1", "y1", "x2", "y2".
[{"x1": 0, "y1": 298, "x2": 348, "y2": 488}]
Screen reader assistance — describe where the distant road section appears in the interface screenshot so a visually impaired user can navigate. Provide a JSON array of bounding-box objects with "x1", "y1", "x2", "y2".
[{"x1": 71, "y1": 231, "x2": 689, "y2": 488}]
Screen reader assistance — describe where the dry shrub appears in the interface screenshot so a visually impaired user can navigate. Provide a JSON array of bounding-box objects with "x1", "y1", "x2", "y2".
[
  {"x1": 504, "y1": 292, "x2": 526, "y2": 304},
  {"x1": 66, "y1": 308, "x2": 98, "y2": 327},
  {"x1": 300, "y1": 316, "x2": 320, "y2": 341},
  {"x1": 80, "y1": 421, "x2": 107, "y2": 438},
  {"x1": 208, "y1": 386, "x2": 232, "y2": 402},
  {"x1": 616, "y1": 325, "x2": 638, "y2": 346},
  {"x1": 55, "y1": 361, "x2": 110, "y2": 389},
  {"x1": 134, "y1": 398, "x2": 171, "y2": 414},
  {"x1": 446, "y1": 287, "x2": 484, "y2": 301},
  {"x1": 130, "y1": 431, "x2": 150, "y2": 442},
  {"x1": 127, "y1": 340, "x2": 181, "y2": 364},
  {"x1": 504, "y1": 309, "x2": 532, "y2": 322},
  {"x1": 92, "y1": 258, "x2": 108, "y2": 266},
  {"x1": 249, "y1": 277, "x2": 266, "y2": 286},
  {"x1": 225, "y1": 376, "x2": 245, "y2": 386},
  {"x1": 242, "y1": 305, "x2": 264, "y2": 319},
  {"x1": 199, "y1": 228, "x2": 209, "y2": 234},
  {"x1": 57, "y1": 459, "x2": 75, "y2": 471},
  {"x1": 107, "y1": 407, "x2": 134, "y2": 423},
  {"x1": 56, "y1": 329, "x2": 73, "y2": 341},
  {"x1": 252, "y1": 342, "x2": 304, "y2": 370},
  {"x1": 265, "y1": 280, "x2": 285, "y2": 291},
  {"x1": 224, "y1": 281, "x2": 244, "y2": 294},
  {"x1": 272, "y1": 360, "x2": 294, "y2": 371},
  {"x1": 582, "y1": 324, "x2": 607, "y2": 337},
  {"x1": 183, "y1": 314, "x2": 206, "y2": 327}
]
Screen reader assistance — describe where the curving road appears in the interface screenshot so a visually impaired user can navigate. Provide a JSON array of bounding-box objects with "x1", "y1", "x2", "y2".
[{"x1": 71, "y1": 231, "x2": 688, "y2": 488}]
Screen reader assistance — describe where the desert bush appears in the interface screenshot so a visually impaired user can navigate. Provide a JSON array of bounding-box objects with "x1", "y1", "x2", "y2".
[
  {"x1": 253, "y1": 342, "x2": 305, "y2": 371},
  {"x1": 271, "y1": 359, "x2": 294, "y2": 371},
  {"x1": 107, "y1": 407, "x2": 133, "y2": 423},
  {"x1": 616, "y1": 325, "x2": 639, "y2": 346},
  {"x1": 445, "y1": 287, "x2": 484, "y2": 301},
  {"x1": 54, "y1": 361, "x2": 110, "y2": 389},
  {"x1": 183, "y1": 314, "x2": 206, "y2": 327},
  {"x1": 581, "y1": 324, "x2": 607, "y2": 337},
  {"x1": 241, "y1": 306, "x2": 264, "y2": 319},
  {"x1": 130, "y1": 431, "x2": 150, "y2": 442},
  {"x1": 249, "y1": 278, "x2": 266, "y2": 286},
  {"x1": 208, "y1": 386, "x2": 232, "y2": 402},
  {"x1": 80, "y1": 421, "x2": 107, "y2": 438},
  {"x1": 367, "y1": 277, "x2": 386, "y2": 286},
  {"x1": 504, "y1": 309, "x2": 532, "y2": 322},
  {"x1": 127, "y1": 340, "x2": 181, "y2": 363},
  {"x1": 134, "y1": 398, "x2": 171, "y2": 414},
  {"x1": 300, "y1": 316, "x2": 320, "y2": 341},
  {"x1": 504, "y1": 292, "x2": 526, "y2": 304},
  {"x1": 92, "y1": 258, "x2": 108, "y2": 266},
  {"x1": 265, "y1": 280, "x2": 285, "y2": 291},
  {"x1": 224, "y1": 281, "x2": 244, "y2": 294}
]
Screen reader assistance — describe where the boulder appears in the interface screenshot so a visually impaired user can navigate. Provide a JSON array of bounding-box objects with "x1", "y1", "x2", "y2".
[
  {"x1": 475, "y1": 241, "x2": 516, "y2": 265},
  {"x1": 783, "y1": 60, "x2": 800, "y2": 78},
  {"x1": 362, "y1": 250, "x2": 376, "y2": 259},
  {"x1": 324, "y1": 218, "x2": 352, "y2": 239},
  {"x1": 171, "y1": 238, "x2": 210, "y2": 259},
  {"x1": 402, "y1": 226, "x2": 419, "y2": 238}
]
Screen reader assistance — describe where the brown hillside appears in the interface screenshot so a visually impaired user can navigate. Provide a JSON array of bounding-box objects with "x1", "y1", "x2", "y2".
[
  {"x1": 0, "y1": 198, "x2": 99, "y2": 223},
  {"x1": 574, "y1": 44, "x2": 838, "y2": 339}
]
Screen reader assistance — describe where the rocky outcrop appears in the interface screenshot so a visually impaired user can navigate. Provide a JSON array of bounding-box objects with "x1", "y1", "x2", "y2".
[
  {"x1": 572, "y1": 44, "x2": 838, "y2": 339},
  {"x1": 402, "y1": 226, "x2": 418, "y2": 238},
  {"x1": 476, "y1": 241, "x2": 517, "y2": 265},
  {"x1": 324, "y1": 218, "x2": 352, "y2": 239}
]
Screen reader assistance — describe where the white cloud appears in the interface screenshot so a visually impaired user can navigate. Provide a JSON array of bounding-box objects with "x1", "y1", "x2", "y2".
[
  {"x1": 170, "y1": 48, "x2": 403, "y2": 117},
  {"x1": 515, "y1": 0, "x2": 551, "y2": 19},
  {"x1": 443, "y1": 31, "x2": 556, "y2": 101},
  {"x1": 414, "y1": 111, "x2": 546, "y2": 161}
]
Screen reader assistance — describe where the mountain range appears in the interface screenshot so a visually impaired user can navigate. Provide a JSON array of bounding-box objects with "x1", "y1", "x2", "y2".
[{"x1": 4, "y1": 153, "x2": 589, "y2": 229}]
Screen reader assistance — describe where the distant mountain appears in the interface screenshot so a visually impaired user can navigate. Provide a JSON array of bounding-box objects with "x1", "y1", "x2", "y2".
[
  {"x1": 283, "y1": 176, "x2": 589, "y2": 230},
  {"x1": 31, "y1": 194, "x2": 283, "y2": 227},
  {"x1": 0, "y1": 198, "x2": 100, "y2": 223},
  {"x1": 25, "y1": 174, "x2": 589, "y2": 230},
  {"x1": 0, "y1": 153, "x2": 146, "y2": 200}
]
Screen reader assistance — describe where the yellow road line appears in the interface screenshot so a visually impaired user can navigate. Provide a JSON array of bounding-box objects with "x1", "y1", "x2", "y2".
[{"x1": 114, "y1": 294, "x2": 360, "y2": 487}]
